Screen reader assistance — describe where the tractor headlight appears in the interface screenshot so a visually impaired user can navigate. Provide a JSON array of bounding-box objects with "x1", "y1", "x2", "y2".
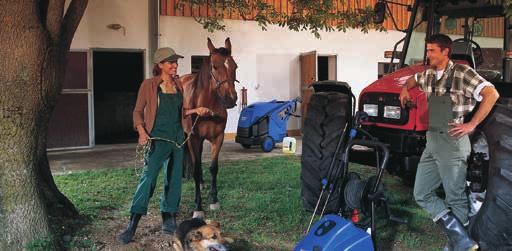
[
  {"x1": 384, "y1": 106, "x2": 401, "y2": 119},
  {"x1": 363, "y1": 104, "x2": 378, "y2": 117}
]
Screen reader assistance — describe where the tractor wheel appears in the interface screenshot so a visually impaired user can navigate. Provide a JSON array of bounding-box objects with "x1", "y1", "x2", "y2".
[
  {"x1": 301, "y1": 92, "x2": 351, "y2": 213},
  {"x1": 470, "y1": 104, "x2": 512, "y2": 249},
  {"x1": 241, "y1": 144, "x2": 251, "y2": 149},
  {"x1": 261, "y1": 136, "x2": 275, "y2": 152}
]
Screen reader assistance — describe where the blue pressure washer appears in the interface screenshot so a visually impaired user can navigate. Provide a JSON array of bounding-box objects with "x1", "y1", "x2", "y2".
[
  {"x1": 295, "y1": 111, "x2": 406, "y2": 251},
  {"x1": 235, "y1": 97, "x2": 301, "y2": 152}
]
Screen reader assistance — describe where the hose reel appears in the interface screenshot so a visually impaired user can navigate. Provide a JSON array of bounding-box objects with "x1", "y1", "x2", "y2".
[{"x1": 343, "y1": 173, "x2": 384, "y2": 216}]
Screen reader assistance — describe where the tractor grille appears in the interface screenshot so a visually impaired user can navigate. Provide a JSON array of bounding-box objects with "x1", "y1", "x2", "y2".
[{"x1": 359, "y1": 92, "x2": 409, "y2": 125}]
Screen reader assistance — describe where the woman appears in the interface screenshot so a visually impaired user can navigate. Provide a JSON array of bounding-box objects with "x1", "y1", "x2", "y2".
[{"x1": 118, "y1": 47, "x2": 211, "y2": 244}]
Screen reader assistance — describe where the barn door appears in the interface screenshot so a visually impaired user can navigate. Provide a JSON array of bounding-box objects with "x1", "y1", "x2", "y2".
[
  {"x1": 47, "y1": 50, "x2": 92, "y2": 149},
  {"x1": 300, "y1": 51, "x2": 317, "y2": 127}
]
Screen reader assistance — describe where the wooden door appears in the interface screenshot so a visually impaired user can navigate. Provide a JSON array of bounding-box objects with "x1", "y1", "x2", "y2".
[
  {"x1": 300, "y1": 51, "x2": 317, "y2": 127},
  {"x1": 47, "y1": 51, "x2": 92, "y2": 149}
]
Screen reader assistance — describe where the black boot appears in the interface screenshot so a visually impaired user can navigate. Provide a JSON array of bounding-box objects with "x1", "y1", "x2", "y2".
[
  {"x1": 162, "y1": 212, "x2": 177, "y2": 234},
  {"x1": 117, "y1": 213, "x2": 142, "y2": 244},
  {"x1": 437, "y1": 213, "x2": 478, "y2": 251}
]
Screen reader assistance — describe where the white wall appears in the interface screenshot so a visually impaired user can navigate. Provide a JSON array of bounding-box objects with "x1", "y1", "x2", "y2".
[
  {"x1": 70, "y1": 0, "x2": 150, "y2": 76},
  {"x1": 160, "y1": 16, "x2": 406, "y2": 133}
]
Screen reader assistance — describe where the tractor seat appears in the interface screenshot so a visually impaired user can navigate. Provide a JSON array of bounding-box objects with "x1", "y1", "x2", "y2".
[
  {"x1": 476, "y1": 69, "x2": 502, "y2": 83},
  {"x1": 451, "y1": 41, "x2": 476, "y2": 69}
]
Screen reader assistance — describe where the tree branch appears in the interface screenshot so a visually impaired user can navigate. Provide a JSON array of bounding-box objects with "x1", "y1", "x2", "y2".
[
  {"x1": 46, "y1": 0, "x2": 65, "y2": 41},
  {"x1": 60, "y1": 0, "x2": 88, "y2": 49}
]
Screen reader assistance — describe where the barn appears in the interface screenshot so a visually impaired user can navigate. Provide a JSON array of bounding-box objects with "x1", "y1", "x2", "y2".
[{"x1": 48, "y1": 0, "x2": 505, "y2": 149}]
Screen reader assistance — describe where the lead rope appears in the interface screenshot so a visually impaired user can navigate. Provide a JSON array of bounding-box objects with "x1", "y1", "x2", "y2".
[{"x1": 134, "y1": 114, "x2": 203, "y2": 177}]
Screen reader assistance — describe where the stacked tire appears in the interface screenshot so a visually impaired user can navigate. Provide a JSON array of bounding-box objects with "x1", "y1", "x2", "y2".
[
  {"x1": 301, "y1": 92, "x2": 351, "y2": 213},
  {"x1": 470, "y1": 103, "x2": 512, "y2": 249}
]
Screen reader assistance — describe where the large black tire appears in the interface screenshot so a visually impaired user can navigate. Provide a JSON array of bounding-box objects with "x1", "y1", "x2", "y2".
[
  {"x1": 470, "y1": 104, "x2": 512, "y2": 249},
  {"x1": 301, "y1": 92, "x2": 351, "y2": 213}
]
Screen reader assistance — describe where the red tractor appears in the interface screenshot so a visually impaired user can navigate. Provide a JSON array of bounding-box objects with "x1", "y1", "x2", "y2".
[
  {"x1": 301, "y1": 0, "x2": 512, "y2": 249},
  {"x1": 353, "y1": 0, "x2": 511, "y2": 186}
]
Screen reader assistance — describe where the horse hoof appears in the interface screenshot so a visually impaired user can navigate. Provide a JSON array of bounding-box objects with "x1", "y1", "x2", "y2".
[
  {"x1": 209, "y1": 202, "x2": 220, "y2": 210},
  {"x1": 193, "y1": 211, "x2": 205, "y2": 219}
]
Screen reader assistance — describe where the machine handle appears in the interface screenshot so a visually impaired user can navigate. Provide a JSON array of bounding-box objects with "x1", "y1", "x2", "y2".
[
  {"x1": 344, "y1": 139, "x2": 390, "y2": 170},
  {"x1": 344, "y1": 139, "x2": 390, "y2": 194}
]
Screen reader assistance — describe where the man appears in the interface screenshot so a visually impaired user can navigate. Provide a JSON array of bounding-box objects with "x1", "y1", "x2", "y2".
[{"x1": 400, "y1": 34, "x2": 499, "y2": 250}]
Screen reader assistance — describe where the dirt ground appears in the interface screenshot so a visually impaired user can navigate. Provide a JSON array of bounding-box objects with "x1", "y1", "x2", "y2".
[{"x1": 90, "y1": 208, "x2": 252, "y2": 251}]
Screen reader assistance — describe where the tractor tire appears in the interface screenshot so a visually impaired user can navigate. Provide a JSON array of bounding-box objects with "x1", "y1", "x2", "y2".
[
  {"x1": 301, "y1": 92, "x2": 351, "y2": 214},
  {"x1": 470, "y1": 104, "x2": 512, "y2": 249}
]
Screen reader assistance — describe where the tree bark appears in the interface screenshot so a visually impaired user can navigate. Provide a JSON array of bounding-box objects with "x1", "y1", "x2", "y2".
[{"x1": 0, "y1": 1, "x2": 87, "y2": 249}]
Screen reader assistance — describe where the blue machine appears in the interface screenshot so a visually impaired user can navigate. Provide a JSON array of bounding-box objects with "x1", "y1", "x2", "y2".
[
  {"x1": 294, "y1": 214, "x2": 374, "y2": 251},
  {"x1": 235, "y1": 98, "x2": 300, "y2": 152}
]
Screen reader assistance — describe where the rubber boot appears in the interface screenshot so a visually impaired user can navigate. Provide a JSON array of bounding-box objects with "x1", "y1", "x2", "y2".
[
  {"x1": 117, "y1": 213, "x2": 142, "y2": 244},
  {"x1": 162, "y1": 212, "x2": 177, "y2": 234},
  {"x1": 437, "y1": 213, "x2": 478, "y2": 251}
]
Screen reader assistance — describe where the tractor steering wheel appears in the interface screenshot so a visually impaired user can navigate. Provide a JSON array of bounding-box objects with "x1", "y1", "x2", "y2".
[{"x1": 452, "y1": 38, "x2": 484, "y2": 67}]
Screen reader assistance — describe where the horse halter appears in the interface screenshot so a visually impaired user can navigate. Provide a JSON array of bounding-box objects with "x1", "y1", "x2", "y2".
[{"x1": 210, "y1": 68, "x2": 239, "y2": 89}]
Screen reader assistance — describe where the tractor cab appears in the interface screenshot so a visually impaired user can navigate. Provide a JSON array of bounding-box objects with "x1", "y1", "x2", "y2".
[{"x1": 351, "y1": 0, "x2": 511, "y2": 184}]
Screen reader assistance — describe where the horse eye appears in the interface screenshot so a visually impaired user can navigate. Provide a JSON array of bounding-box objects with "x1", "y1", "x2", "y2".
[{"x1": 213, "y1": 66, "x2": 217, "y2": 70}]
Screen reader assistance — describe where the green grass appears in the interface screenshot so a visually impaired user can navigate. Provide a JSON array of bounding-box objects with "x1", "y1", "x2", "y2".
[{"x1": 54, "y1": 156, "x2": 445, "y2": 250}]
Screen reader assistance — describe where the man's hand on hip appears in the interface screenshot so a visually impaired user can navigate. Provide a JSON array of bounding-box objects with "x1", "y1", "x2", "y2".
[{"x1": 448, "y1": 122, "x2": 476, "y2": 138}]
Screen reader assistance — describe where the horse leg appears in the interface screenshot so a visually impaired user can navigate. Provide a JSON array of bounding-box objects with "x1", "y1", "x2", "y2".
[
  {"x1": 209, "y1": 133, "x2": 224, "y2": 210},
  {"x1": 191, "y1": 136, "x2": 205, "y2": 218}
]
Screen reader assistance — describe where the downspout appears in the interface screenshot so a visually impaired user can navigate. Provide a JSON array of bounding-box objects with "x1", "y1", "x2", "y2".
[
  {"x1": 504, "y1": 16, "x2": 511, "y2": 83},
  {"x1": 148, "y1": 0, "x2": 160, "y2": 77}
]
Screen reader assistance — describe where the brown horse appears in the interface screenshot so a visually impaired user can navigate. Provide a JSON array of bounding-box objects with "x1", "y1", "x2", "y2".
[{"x1": 180, "y1": 38, "x2": 238, "y2": 217}]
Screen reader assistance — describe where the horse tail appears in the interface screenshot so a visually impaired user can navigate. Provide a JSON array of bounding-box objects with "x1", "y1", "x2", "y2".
[{"x1": 183, "y1": 139, "x2": 194, "y2": 180}]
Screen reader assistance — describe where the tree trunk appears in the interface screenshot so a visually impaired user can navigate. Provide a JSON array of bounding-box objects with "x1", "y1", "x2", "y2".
[
  {"x1": 0, "y1": 13, "x2": 54, "y2": 249},
  {"x1": 0, "y1": 1, "x2": 87, "y2": 249}
]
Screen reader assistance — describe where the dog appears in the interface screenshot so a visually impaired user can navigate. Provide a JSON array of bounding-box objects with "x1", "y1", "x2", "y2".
[{"x1": 171, "y1": 218, "x2": 230, "y2": 251}]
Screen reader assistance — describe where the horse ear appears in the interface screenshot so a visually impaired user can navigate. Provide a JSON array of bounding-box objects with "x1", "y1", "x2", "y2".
[
  {"x1": 225, "y1": 37, "x2": 231, "y2": 51},
  {"x1": 207, "y1": 37, "x2": 216, "y2": 54}
]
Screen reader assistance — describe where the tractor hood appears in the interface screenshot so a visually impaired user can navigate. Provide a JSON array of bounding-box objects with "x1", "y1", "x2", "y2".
[{"x1": 363, "y1": 65, "x2": 428, "y2": 93}]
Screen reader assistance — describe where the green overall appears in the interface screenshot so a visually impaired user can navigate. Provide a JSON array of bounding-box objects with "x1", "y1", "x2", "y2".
[
  {"x1": 130, "y1": 91, "x2": 185, "y2": 215},
  {"x1": 413, "y1": 66, "x2": 471, "y2": 224}
]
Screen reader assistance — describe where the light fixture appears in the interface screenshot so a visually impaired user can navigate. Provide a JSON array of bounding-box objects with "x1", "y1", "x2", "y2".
[{"x1": 106, "y1": 23, "x2": 126, "y2": 36}]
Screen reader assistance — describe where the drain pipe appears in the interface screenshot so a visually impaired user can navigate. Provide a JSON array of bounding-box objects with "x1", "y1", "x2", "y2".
[
  {"x1": 504, "y1": 17, "x2": 512, "y2": 83},
  {"x1": 148, "y1": 0, "x2": 160, "y2": 76}
]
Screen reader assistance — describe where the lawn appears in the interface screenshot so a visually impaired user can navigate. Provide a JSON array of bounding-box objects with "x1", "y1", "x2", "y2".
[{"x1": 54, "y1": 155, "x2": 445, "y2": 250}]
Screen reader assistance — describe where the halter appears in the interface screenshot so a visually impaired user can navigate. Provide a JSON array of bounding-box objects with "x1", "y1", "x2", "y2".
[{"x1": 210, "y1": 66, "x2": 239, "y2": 89}]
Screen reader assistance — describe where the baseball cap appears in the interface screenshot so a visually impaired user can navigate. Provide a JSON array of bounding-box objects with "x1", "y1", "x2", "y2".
[{"x1": 153, "y1": 47, "x2": 184, "y2": 64}]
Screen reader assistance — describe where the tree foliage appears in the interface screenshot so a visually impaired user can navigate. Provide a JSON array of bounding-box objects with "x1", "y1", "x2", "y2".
[
  {"x1": 490, "y1": 0, "x2": 512, "y2": 17},
  {"x1": 176, "y1": 0, "x2": 512, "y2": 37},
  {"x1": 176, "y1": 0, "x2": 385, "y2": 38}
]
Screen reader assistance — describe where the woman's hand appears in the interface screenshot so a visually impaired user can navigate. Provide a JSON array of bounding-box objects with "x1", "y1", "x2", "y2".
[
  {"x1": 195, "y1": 107, "x2": 213, "y2": 116},
  {"x1": 138, "y1": 132, "x2": 150, "y2": 145}
]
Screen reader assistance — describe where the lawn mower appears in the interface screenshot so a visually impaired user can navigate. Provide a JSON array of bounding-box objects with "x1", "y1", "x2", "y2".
[
  {"x1": 295, "y1": 111, "x2": 406, "y2": 251},
  {"x1": 235, "y1": 97, "x2": 301, "y2": 152}
]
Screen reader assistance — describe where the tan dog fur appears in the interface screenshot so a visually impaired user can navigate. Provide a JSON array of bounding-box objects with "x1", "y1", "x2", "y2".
[{"x1": 171, "y1": 220, "x2": 231, "y2": 251}]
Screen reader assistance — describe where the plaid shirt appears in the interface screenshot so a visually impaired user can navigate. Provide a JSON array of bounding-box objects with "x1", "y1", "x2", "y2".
[{"x1": 415, "y1": 61, "x2": 488, "y2": 123}]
